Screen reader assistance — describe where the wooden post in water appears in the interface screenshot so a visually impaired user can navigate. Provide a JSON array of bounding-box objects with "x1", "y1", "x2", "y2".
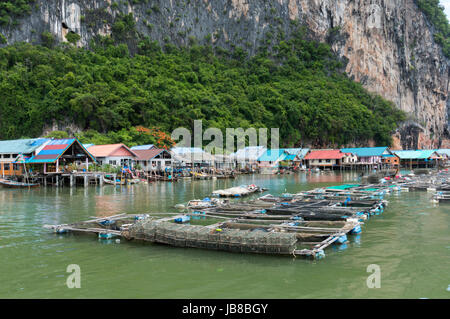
[
  {"x1": 70, "y1": 174, "x2": 74, "y2": 188},
  {"x1": 84, "y1": 175, "x2": 88, "y2": 188}
]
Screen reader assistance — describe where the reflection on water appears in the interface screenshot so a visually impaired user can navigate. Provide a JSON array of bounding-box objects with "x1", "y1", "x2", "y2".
[{"x1": 0, "y1": 172, "x2": 449, "y2": 299}]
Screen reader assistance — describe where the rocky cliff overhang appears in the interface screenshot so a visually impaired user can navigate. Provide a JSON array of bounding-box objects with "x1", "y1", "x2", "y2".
[{"x1": 0, "y1": 0, "x2": 448, "y2": 148}]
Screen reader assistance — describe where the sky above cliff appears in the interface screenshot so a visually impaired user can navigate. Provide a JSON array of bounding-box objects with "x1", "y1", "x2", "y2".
[{"x1": 443, "y1": 0, "x2": 450, "y2": 18}]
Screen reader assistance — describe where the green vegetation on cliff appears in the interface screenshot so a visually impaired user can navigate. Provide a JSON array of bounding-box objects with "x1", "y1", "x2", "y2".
[
  {"x1": 0, "y1": 0, "x2": 35, "y2": 26},
  {"x1": 0, "y1": 27, "x2": 405, "y2": 147},
  {"x1": 416, "y1": 0, "x2": 450, "y2": 58}
]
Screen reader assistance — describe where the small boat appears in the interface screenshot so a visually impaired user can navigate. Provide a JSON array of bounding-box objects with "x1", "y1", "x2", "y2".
[
  {"x1": 187, "y1": 198, "x2": 225, "y2": 209},
  {"x1": 103, "y1": 176, "x2": 126, "y2": 185},
  {"x1": 212, "y1": 184, "x2": 266, "y2": 197},
  {"x1": 103, "y1": 176, "x2": 140, "y2": 185},
  {"x1": 0, "y1": 179, "x2": 40, "y2": 188},
  {"x1": 433, "y1": 191, "x2": 450, "y2": 203}
]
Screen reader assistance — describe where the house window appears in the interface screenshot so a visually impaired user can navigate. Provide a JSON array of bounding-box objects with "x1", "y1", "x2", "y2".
[
  {"x1": 4, "y1": 164, "x2": 10, "y2": 170},
  {"x1": 165, "y1": 161, "x2": 171, "y2": 166},
  {"x1": 13, "y1": 164, "x2": 20, "y2": 171},
  {"x1": 318, "y1": 160, "x2": 322, "y2": 163},
  {"x1": 109, "y1": 160, "x2": 116, "y2": 166},
  {"x1": 326, "y1": 159, "x2": 331, "y2": 163}
]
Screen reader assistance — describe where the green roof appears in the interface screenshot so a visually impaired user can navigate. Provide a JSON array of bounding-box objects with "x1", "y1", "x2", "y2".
[
  {"x1": 393, "y1": 150, "x2": 440, "y2": 159},
  {"x1": 0, "y1": 138, "x2": 48, "y2": 154}
]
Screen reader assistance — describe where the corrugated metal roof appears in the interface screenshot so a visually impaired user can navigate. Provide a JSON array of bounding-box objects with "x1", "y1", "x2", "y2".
[
  {"x1": 0, "y1": 138, "x2": 49, "y2": 154},
  {"x1": 281, "y1": 154, "x2": 297, "y2": 161},
  {"x1": 232, "y1": 146, "x2": 267, "y2": 161},
  {"x1": 304, "y1": 150, "x2": 344, "y2": 160},
  {"x1": 393, "y1": 150, "x2": 440, "y2": 159},
  {"x1": 134, "y1": 149, "x2": 168, "y2": 161},
  {"x1": 87, "y1": 144, "x2": 137, "y2": 157},
  {"x1": 26, "y1": 139, "x2": 78, "y2": 164},
  {"x1": 340, "y1": 147, "x2": 390, "y2": 157},
  {"x1": 258, "y1": 149, "x2": 285, "y2": 162},
  {"x1": 131, "y1": 144, "x2": 155, "y2": 150}
]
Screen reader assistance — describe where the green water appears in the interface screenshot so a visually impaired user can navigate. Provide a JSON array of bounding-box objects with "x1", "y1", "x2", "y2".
[{"x1": 0, "y1": 172, "x2": 449, "y2": 299}]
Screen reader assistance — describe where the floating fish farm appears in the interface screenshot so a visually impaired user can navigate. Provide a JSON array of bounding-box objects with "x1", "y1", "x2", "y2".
[{"x1": 43, "y1": 170, "x2": 449, "y2": 259}]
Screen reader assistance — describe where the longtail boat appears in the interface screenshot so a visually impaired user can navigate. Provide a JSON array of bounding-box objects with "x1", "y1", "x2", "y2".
[{"x1": 0, "y1": 179, "x2": 40, "y2": 188}]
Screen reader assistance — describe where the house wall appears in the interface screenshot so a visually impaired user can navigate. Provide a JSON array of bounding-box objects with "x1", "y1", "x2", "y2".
[
  {"x1": 96, "y1": 156, "x2": 135, "y2": 167},
  {"x1": 0, "y1": 162, "x2": 23, "y2": 177},
  {"x1": 342, "y1": 155, "x2": 358, "y2": 163},
  {"x1": 383, "y1": 157, "x2": 400, "y2": 165},
  {"x1": 137, "y1": 159, "x2": 173, "y2": 171},
  {"x1": 399, "y1": 158, "x2": 438, "y2": 168},
  {"x1": 359, "y1": 156, "x2": 383, "y2": 164},
  {"x1": 308, "y1": 159, "x2": 338, "y2": 167},
  {"x1": 258, "y1": 160, "x2": 279, "y2": 168},
  {"x1": 214, "y1": 161, "x2": 234, "y2": 169},
  {"x1": 236, "y1": 160, "x2": 259, "y2": 169},
  {"x1": 0, "y1": 153, "x2": 19, "y2": 163}
]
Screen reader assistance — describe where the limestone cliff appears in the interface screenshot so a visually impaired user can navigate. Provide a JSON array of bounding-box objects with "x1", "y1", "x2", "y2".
[{"x1": 0, "y1": 0, "x2": 448, "y2": 148}]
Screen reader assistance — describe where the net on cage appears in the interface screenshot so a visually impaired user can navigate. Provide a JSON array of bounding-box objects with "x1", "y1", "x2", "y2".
[{"x1": 127, "y1": 219, "x2": 149, "y2": 240}]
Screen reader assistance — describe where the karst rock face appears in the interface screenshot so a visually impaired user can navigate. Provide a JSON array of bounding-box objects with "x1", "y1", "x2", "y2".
[{"x1": 1, "y1": 0, "x2": 449, "y2": 149}]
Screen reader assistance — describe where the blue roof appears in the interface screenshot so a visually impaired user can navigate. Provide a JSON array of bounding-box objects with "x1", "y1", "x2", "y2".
[
  {"x1": 26, "y1": 138, "x2": 96, "y2": 164},
  {"x1": 257, "y1": 148, "x2": 310, "y2": 161},
  {"x1": 131, "y1": 144, "x2": 155, "y2": 150},
  {"x1": 258, "y1": 149, "x2": 286, "y2": 162},
  {"x1": 0, "y1": 138, "x2": 49, "y2": 154},
  {"x1": 393, "y1": 150, "x2": 440, "y2": 159},
  {"x1": 282, "y1": 154, "x2": 297, "y2": 161},
  {"x1": 341, "y1": 147, "x2": 390, "y2": 157},
  {"x1": 232, "y1": 146, "x2": 267, "y2": 161}
]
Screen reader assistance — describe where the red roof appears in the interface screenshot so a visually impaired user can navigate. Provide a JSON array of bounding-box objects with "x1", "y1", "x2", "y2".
[
  {"x1": 304, "y1": 150, "x2": 345, "y2": 160},
  {"x1": 133, "y1": 149, "x2": 168, "y2": 161}
]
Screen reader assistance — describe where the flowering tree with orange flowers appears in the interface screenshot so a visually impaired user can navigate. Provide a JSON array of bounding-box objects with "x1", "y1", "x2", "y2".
[{"x1": 135, "y1": 126, "x2": 175, "y2": 149}]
